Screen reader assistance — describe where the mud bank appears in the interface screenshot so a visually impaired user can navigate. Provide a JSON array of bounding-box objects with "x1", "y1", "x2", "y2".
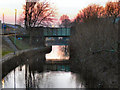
[
  {"x1": 2, "y1": 46, "x2": 52, "y2": 78},
  {"x1": 70, "y1": 19, "x2": 119, "y2": 88}
]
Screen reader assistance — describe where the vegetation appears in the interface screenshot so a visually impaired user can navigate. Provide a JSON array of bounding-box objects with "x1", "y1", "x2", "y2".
[
  {"x1": 75, "y1": 1, "x2": 120, "y2": 23},
  {"x1": 59, "y1": 15, "x2": 71, "y2": 28},
  {"x1": 18, "y1": 1, "x2": 57, "y2": 45},
  {"x1": 19, "y1": 1, "x2": 56, "y2": 28},
  {"x1": 2, "y1": 36, "x2": 33, "y2": 56},
  {"x1": 2, "y1": 39, "x2": 14, "y2": 57},
  {"x1": 70, "y1": 1, "x2": 120, "y2": 88},
  {"x1": 76, "y1": 4, "x2": 104, "y2": 22},
  {"x1": 2, "y1": 51, "x2": 13, "y2": 56},
  {"x1": 105, "y1": 2, "x2": 120, "y2": 18},
  {"x1": 9, "y1": 36, "x2": 32, "y2": 50}
]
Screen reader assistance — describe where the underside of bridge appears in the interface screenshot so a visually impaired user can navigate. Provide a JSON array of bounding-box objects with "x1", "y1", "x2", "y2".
[{"x1": 45, "y1": 37, "x2": 70, "y2": 46}]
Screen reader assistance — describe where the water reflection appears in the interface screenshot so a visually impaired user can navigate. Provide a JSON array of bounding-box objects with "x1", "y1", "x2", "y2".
[
  {"x1": 2, "y1": 45, "x2": 85, "y2": 88},
  {"x1": 44, "y1": 65, "x2": 70, "y2": 72},
  {"x1": 46, "y1": 45, "x2": 69, "y2": 61},
  {"x1": 3, "y1": 64, "x2": 85, "y2": 88}
]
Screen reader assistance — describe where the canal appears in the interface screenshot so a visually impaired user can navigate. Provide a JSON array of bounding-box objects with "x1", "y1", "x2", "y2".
[{"x1": 2, "y1": 45, "x2": 86, "y2": 88}]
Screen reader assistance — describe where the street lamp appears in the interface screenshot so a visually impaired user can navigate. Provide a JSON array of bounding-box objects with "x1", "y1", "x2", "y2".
[
  {"x1": 14, "y1": 9, "x2": 17, "y2": 55},
  {"x1": 3, "y1": 13, "x2": 4, "y2": 34}
]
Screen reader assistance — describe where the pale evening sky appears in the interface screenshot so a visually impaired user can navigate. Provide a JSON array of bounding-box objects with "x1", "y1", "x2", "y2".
[{"x1": 0, "y1": 0, "x2": 116, "y2": 24}]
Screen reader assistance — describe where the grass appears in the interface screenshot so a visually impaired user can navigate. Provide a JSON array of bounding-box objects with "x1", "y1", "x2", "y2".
[
  {"x1": 9, "y1": 36, "x2": 32, "y2": 50},
  {"x1": 2, "y1": 36, "x2": 33, "y2": 57},
  {"x1": 2, "y1": 39, "x2": 14, "y2": 57},
  {"x1": 2, "y1": 51, "x2": 13, "y2": 56}
]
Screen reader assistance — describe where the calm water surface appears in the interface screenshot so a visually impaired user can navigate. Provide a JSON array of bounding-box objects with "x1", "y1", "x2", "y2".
[{"x1": 2, "y1": 45, "x2": 86, "y2": 88}]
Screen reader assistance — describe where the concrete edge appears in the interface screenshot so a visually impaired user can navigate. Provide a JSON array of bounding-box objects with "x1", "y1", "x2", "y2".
[{"x1": 1, "y1": 46, "x2": 52, "y2": 64}]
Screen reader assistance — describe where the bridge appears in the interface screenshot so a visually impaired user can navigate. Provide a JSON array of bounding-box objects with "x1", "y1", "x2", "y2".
[
  {"x1": 44, "y1": 27, "x2": 70, "y2": 37},
  {"x1": 44, "y1": 27, "x2": 70, "y2": 45}
]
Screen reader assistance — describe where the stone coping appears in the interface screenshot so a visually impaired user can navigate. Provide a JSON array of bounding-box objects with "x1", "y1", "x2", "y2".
[{"x1": 0, "y1": 47, "x2": 46, "y2": 63}]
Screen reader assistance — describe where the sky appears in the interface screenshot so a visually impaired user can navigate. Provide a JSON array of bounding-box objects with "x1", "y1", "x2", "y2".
[{"x1": 0, "y1": 0, "x2": 116, "y2": 24}]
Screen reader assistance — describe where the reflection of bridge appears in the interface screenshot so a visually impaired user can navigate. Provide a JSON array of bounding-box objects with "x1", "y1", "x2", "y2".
[
  {"x1": 45, "y1": 37, "x2": 69, "y2": 45},
  {"x1": 44, "y1": 28, "x2": 70, "y2": 45},
  {"x1": 44, "y1": 64, "x2": 70, "y2": 72},
  {"x1": 45, "y1": 60, "x2": 70, "y2": 71},
  {"x1": 44, "y1": 27, "x2": 70, "y2": 37}
]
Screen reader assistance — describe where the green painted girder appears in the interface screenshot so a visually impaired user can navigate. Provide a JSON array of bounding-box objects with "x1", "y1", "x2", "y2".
[{"x1": 44, "y1": 28, "x2": 70, "y2": 37}]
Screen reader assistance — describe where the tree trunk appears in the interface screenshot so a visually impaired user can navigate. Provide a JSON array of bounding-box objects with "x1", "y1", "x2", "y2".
[{"x1": 29, "y1": 30, "x2": 32, "y2": 46}]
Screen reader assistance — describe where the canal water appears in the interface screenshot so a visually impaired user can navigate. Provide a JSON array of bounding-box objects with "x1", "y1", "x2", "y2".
[{"x1": 2, "y1": 45, "x2": 86, "y2": 88}]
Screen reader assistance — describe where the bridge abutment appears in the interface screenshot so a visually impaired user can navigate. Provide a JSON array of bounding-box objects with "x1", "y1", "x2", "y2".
[{"x1": 29, "y1": 27, "x2": 45, "y2": 47}]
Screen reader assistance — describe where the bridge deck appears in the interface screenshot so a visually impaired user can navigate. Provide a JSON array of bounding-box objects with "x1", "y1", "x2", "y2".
[{"x1": 44, "y1": 28, "x2": 70, "y2": 37}]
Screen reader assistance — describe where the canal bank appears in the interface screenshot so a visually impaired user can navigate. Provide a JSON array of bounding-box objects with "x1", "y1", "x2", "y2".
[
  {"x1": 2, "y1": 46, "x2": 52, "y2": 78},
  {"x1": 70, "y1": 19, "x2": 119, "y2": 88}
]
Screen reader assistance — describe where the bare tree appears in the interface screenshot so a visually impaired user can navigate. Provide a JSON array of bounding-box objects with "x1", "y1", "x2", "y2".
[
  {"x1": 18, "y1": 13, "x2": 25, "y2": 26},
  {"x1": 105, "y1": 1, "x2": 120, "y2": 23},
  {"x1": 59, "y1": 15, "x2": 71, "y2": 28},
  {"x1": 19, "y1": 0, "x2": 56, "y2": 45},
  {"x1": 105, "y1": 1, "x2": 120, "y2": 17},
  {"x1": 76, "y1": 4, "x2": 104, "y2": 22},
  {"x1": 20, "y1": 0, "x2": 56, "y2": 29}
]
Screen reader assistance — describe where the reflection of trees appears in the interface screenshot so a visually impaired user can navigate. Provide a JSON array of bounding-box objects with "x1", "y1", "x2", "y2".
[
  {"x1": 60, "y1": 45, "x2": 69, "y2": 57},
  {"x1": 25, "y1": 64, "x2": 40, "y2": 88},
  {"x1": 24, "y1": 63, "x2": 71, "y2": 88},
  {"x1": 25, "y1": 64, "x2": 28, "y2": 88},
  {"x1": 25, "y1": 57, "x2": 45, "y2": 88},
  {"x1": 25, "y1": 64, "x2": 34, "y2": 88}
]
